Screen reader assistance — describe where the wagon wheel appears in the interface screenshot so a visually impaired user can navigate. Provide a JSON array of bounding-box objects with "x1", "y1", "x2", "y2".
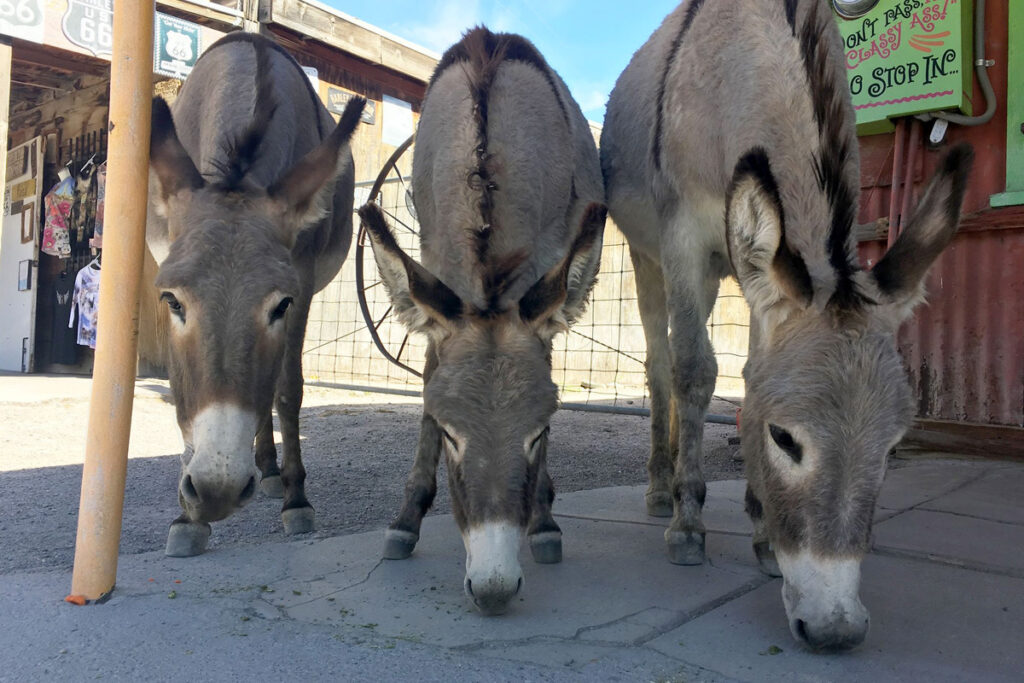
[{"x1": 355, "y1": 134, "x2": 423, "y2": 378}]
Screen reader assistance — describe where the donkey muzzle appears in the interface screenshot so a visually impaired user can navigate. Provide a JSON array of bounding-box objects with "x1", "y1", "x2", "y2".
[
  {"x1": 776, "y1": 550, "x2": 869, "y2": 652},
  {"x1": 463, "y1": 522, "x2": 525, "y2": 616},
  {"x1": 179, "y1": 402, "x2": 260, "y2": 522}
]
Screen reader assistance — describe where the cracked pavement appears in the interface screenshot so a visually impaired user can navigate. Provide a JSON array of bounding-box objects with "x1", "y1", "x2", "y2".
[{"x1": 3, "y1": 458, "x2": 1023, "y2": 681}]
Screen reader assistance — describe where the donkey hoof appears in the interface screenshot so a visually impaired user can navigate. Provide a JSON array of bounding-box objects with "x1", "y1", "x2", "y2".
[
  {"x1": 646, "y1": 492, "x2": 673, "y2": 518},
  {"x1": 665, "y1": 530, "x2": 706, "y2": 565},
  {"x1": 165, "y1": 521, "x2": 211, "y2": 557},
  {"x1": 282, "y1": 506, "x2": 316, "y2": 535},
  {"x1": 260, "y1": 475, "x2": 284, "y2": 499},
  {"x1": 383, "y1": 529, "x2": 419, "y2": 560},
  {"x1": 753, "y1": 541, "x2": 782, "y2": 577},
  {"x1": 529, "y1": 531, "x2": 563, "y2": 564}
]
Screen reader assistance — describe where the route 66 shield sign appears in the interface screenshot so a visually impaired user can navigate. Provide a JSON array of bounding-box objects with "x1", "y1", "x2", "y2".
[
  {"x1": 62, "y1": 0, "x2": 114, "y2": 58},
  {"x1": 0, "y1": 0, "x2": 45, "y2": 44}
]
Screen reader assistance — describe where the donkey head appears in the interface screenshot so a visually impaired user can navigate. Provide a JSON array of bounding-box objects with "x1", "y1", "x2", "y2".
[
  {"x1": 148, "y1": 95, "x2": 365, "y2": 523},
  {"x1": 361, "y1": 202, "x2": 604, "y2": 614},
  {"x1": 726, "y1": 144, "x2": 973, "y2": 651}
]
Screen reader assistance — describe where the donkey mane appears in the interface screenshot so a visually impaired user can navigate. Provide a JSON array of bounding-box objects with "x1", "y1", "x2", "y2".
[
  {"x1": 431, "y1": 27, "x2": 570, "y2": 311},
  {"x1": 797, "y1": 1, "x2": 862, "y2": 311}
]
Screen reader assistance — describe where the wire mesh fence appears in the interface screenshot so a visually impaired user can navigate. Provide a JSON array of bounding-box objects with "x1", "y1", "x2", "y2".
[{"x1": 302, "y1": 160, "x2": 752, "y2": 413}]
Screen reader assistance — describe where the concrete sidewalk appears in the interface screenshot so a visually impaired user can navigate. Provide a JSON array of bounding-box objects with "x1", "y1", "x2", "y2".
[{"x1": 2, "y1": 457, "x2": 1022, "y2": 681}]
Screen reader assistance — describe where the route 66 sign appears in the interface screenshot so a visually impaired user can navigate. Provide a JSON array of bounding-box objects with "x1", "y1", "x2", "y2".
[
  {"x1": 62, "y1": 0, "x2": 113, "y2": 58},
  {"x1": 154, "y1": 13, "x2": 201, "y2": 80},
  {"x1": 0, "y1": 0, "x2": 45, "y2": 43}
]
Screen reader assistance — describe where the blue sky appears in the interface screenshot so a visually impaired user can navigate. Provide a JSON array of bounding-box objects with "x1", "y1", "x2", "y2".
[{"x1": 322, "y1": 0, "x2": 679, "y2": 123}]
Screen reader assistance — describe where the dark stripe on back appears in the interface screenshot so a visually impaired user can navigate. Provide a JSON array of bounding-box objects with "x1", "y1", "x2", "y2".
[
  {"x1": 798, "y1": 2, "x2": 861, "y2": 309},
  {"x1": 206, "y1": 32, "x2": 325, "y2": 139},
  {"x1": 652, "y1": 0, "x2": 706, "y2": 169},
  {"x1": 431, "y1": 26, "x2": 569, "y2": 313},
  {"x1": 784, "y1": 0, "x2": 799, "y2": 35}
]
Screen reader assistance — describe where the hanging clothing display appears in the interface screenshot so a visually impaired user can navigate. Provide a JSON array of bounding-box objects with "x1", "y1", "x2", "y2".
[
  {"x1": 41, "y1": 175, "x2": 75, "y2": 258},
  {"x1": 70, "y1": 259, "x2": 102, "y2": 349},
  {"x1": 71, "y1": 162, "x2": 97, "y2": 245},
  {"x1": 51, "y1": 271, "x2": 78, "y2": 364},
  {"x1": 93, "y1": 161, "x2": 107, "y2": 246}
]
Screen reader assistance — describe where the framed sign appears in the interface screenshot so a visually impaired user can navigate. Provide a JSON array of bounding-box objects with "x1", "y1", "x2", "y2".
[
  {"x1": 61, "y1": 0, "x2": 113, "y2": 58},
  {"x1": 837, "y1": 0, "x2": 974, "y2": 134},
  {"x1": 326, "y1": 87, "x2": 376, "y2": 125},
  {"x1": 154, "y1": 12, "x2": 201, "y2": 80}
]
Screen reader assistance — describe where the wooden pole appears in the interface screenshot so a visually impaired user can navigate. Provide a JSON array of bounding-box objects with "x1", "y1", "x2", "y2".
[
  {"x1": 69, "y1": 1, "x2": 154, "y2": 602},
  {"x1": 0, "y1": 38, "x2": 12, "y2": 198}
]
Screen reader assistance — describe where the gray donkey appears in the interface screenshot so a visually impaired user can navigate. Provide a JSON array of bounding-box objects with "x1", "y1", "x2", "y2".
[
  {"x1": 601, "y1": 0, "x2": 972, "y2": 650},
  {"x1": 147, "y1": 32, "x2": 365, "y2": 557},
  {"x1": 360, "y1": 27, "x2": 605, "y2": 615}
]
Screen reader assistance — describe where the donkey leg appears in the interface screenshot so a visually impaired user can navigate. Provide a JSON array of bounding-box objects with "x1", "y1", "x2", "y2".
[
  {"x1": 630, "y1": 247, "x2": 676, "y2": 517},
  {"x1": 745, "y1": 484, "x2": 782, "y2": 577},
  {"x1": 254, "y1": 411, "x2": 284, "y2": 498},
  {"x1": 384, "y1": 348, "x2": 441, "y2": 560},
  {"x1": 277, "y1": 292, "x2": 315, "y2": 535},
  {"x1": 662, "y1": 245, "x2": 721, "y2": 565},
  {"x1": 166, "y1": 457, "x2": 213, "y2": 557},
  {"x1": 528, "y1": 431, "x2": 562, "y2": 564}
]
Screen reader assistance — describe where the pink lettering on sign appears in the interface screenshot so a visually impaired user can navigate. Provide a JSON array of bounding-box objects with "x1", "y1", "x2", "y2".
[{"x1": 846, "y1": 21, "x2": 903, "y2": 69}]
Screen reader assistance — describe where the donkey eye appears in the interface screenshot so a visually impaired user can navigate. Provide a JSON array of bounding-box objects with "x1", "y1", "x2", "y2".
[
  {"x1": 769, "y1": 424, "x2": 802, "y2": 463},
  {"x1": 161, "y1": 292, "x2": 185, "y2": 320},
  {"x1": 269, "y1": 297, "x2": 293, "y2": 324}
]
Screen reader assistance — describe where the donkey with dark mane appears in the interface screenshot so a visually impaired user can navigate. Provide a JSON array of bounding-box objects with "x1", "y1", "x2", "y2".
[
  {"x1": 602, "y1": 0, "x2": 972, "y2": 650},
  {"x1": 147, "y1": 32, "x2": 365, "y2": 557},
  {"x1": 361, "y1": 27, "x2": 605, "y2": 615}
]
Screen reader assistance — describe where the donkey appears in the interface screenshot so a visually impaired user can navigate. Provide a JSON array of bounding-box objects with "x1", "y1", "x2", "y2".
[
  {"x1": 601, "y1": 0, "x2": 972, "y2": 650},
  {"x1": 147, "y1": 32, "x2": 366, "y2": 557},
  {"x1": 360, "y1": 27, "x2": 605, "y2": 615}
]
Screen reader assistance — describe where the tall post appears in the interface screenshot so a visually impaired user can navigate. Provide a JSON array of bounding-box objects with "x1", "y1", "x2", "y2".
[{"x1": 69, "y1": 1, "x2": 155, "y2": 602}]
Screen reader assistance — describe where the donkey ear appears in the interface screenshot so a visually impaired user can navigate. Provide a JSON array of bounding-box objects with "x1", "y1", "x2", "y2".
[
  {"x1": 520, "y1": 203, "x2": 606, "y2": 339},
  {"x1": 726, "y1": 148, "x2": 813, "y2": 320},
  {"x1": 359, "y1": 202, "x2": 463, "y2": 338},
  {"x1": 150, "y1": 96, "x2": 204, "y2": 217},
  {"x1": 869, "y1": 144, "x2": 973, "y2": 322},
  {"x1": 269, "y1": 96, "x2": 366, "y2": 246}
]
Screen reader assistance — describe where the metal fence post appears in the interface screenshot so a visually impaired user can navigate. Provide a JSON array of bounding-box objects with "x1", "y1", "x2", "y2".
[{"x1": 69, "y1": 1, "x2": 155, "y2": 603}]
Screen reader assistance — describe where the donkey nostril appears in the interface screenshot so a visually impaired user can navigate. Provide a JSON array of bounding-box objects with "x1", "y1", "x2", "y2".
[
  {"x1": 465, "y1": 579, "x2": 474, "y2": 597},
  {"x1": 515, "y1": 577, "x2": 523, "y2": 594},
  {"x1": 181, "y1": 474, "x2": 200, "y2": 504},
  {"x1": 795, "y1": 619, "x2": 809, "y2": 644},
  {"x1": 239, "y1": 476, "x2": 256, "y2": 502}
]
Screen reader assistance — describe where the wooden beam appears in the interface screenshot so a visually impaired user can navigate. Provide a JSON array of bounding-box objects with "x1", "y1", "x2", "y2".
[
  {"x1": 902, "y1": 419, "x2": 1024, "y2": 460},
  {"x1": 9, "y1": 38, "x2": 110, "y2": 77},
  {"x1": 266, "y1": 0, "x2": 435, "y2": 84}
]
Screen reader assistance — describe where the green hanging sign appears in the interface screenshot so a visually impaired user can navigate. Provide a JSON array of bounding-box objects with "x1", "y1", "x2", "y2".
[{"x1": 836, "y1": 0, "x2": 974, "y2": 135}]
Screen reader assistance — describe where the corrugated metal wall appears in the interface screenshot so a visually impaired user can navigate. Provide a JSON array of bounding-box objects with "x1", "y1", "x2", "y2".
[
  {"x1": 851, "y1": 1, "x2": 1023, "y2": 429},
  {"x1": 860, "y1": 220, "x2": 1024, "y2": 427}
]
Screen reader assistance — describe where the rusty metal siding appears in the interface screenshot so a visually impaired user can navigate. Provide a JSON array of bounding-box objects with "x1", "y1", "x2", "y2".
[
  {"x1": 860, "y1": 221, "x2": 1024, "y2": 427},
  {"x1": 851, "y1": 1, "x2": 1022, "y2": 428}
]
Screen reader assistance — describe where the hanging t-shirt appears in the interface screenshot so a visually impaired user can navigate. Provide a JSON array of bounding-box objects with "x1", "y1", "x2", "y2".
[
  {"x1": 93, "y1": 162, "x2": 107, "y2": 245},
  {"x1": 41, "y1": 176, "x2": 75, "y2": 258},
  {"x1": 70, "y1": 261, "x2": 101, "y2": 349},
  {"x1": 51, "y1": 272, "x2": 79, "y2": 364}
]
